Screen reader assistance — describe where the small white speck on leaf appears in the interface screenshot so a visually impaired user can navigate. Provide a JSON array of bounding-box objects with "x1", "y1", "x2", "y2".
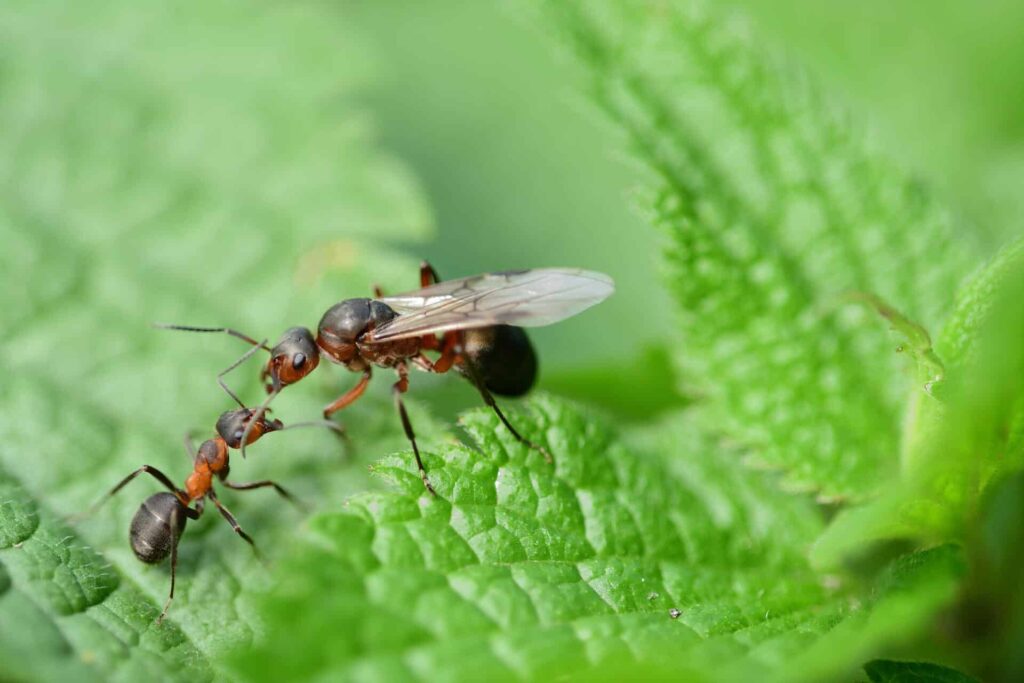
[
  {"x1": 669, "y1": 608, "x2": 681, "y2": 619},
  {"x1": 647, "y1": 591, "x2": 659, "y2": 601}
]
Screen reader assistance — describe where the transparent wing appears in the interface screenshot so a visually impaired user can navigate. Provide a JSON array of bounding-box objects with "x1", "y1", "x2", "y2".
[{"x1": 371, "y1": 268, "x2": 614, "y2": 341}]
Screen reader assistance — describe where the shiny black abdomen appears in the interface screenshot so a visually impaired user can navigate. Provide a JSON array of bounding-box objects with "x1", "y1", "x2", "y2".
[
  {"x1": 463, "y1": 325, "x2": 537, "y2": 397},
  {"x1": 130, "y1": 492, "x2": 188, "y2": 563}
]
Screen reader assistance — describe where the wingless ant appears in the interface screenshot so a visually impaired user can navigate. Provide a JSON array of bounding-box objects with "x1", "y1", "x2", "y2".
[
  {"x1": 83, "y1": 407, "x2": 329, "y2": 622},
  {"x1": 158, "y1": 263, "x2": 615, "y2": 493}
]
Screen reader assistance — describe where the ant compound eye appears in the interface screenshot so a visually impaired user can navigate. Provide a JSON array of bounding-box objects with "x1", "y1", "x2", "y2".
[{"x1": 292, "y1": 353, "x2": 306, "y2": 370}]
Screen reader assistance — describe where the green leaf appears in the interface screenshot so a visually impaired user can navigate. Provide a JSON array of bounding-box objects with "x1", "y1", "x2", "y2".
[
  {"x1": 0, "y1": 0, "x2": 434, "y2": 677},
  {"x1": 230, "y1": 397, "x2": 964, "y2": 682},
  {"x1": 864, "y1": 659, "x2": 980, "y2": 683},
  {"x1": 0, "y1": 466, "x2": 209, "y2": 682},
  {"x1": 813, "y1": 236, "x2": 1024, "y2": 566},
  {"x1": 528, "y1": 0, "x2": 975, "y2": 500}
]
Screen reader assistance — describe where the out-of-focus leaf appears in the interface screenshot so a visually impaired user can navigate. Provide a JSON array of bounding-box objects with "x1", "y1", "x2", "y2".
[
  {"x1": 864, "y1": 659, "x2": 980, "y2": 683},
  {"x1": 813, "y1": 237, "x2": 1024, "y2": 566},
  {"x1": 0, "y1": 0, "x2": 434, "y2": 677},
  {"x1": 528, "y1": 0, "x2": 975, "y2": 501}
]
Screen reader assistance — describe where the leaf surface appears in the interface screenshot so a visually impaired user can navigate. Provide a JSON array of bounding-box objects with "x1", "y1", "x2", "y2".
[
  {"x1": 231, "y1": 397, "x2": 963, "y2": 682},
  {"x1": 529, "y1": 0, "x2": 975, "y2": 500}
]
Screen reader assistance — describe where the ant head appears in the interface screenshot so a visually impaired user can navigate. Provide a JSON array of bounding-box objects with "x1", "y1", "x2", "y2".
[
  {"x1": 216, "y1": 408, "x2": 284, "y2": 449},
  {"x1": 263, "y1": 326, "x2": 319, "y2": 390}
]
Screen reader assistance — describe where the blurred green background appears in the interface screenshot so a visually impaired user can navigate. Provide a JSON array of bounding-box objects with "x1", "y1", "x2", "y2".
[{"x1": 2, "y1": 0, "x2": 1024, "y2": 680}]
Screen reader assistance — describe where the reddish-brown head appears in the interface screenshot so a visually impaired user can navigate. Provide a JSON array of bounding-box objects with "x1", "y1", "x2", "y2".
[
  {"x1": 216, "y1": 408, "x2": 284, "y2": 449},
  {"x1": 261, "y1": 326, "x2": 320, "y2": 391}
]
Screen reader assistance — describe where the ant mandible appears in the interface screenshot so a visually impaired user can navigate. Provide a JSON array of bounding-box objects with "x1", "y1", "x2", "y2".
[{"x1": 157, "y1": 262, "x2": 615, "y2": 494}]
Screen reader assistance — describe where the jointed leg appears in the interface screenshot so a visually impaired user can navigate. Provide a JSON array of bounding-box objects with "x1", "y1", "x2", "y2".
[
  {"x1": 323, "y1": 370, "x2": 372, "y2": 419},
  {"x1": 223, "y1": 479, "x2": 306, "y2": 510},
  {"x1": 420, "y1": 261, "x2": 440, "y2": 287},
  {"x1": 413, "y1": 332, "x2": 460, "y2": 374},
  {"x1": 462, "y1": 355, "x2": 553, "y2": 464},
  {"x1": 392, "y1": 365, "x2": 436, "y2": 495},
  {"x1": 80, "y1": 465, "x2": 188, "y2": 520},
  {"x1": 208, "y1": 489, "x2": 261, "y2": 559},
  {"x1": 156, "y1": 505, "x2": 183, "y2": 625}
]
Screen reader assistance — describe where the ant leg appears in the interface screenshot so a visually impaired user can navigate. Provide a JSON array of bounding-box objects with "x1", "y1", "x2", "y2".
[
  {"x1": 323, "y1": 370, "x2": 372, "y2": 420},
  {"x1": 77, "y1": 466, "x2": 188, "y2": 521},
  {"x1": 373, "y1": 284, "x2": 385, "y2": 298},
  {"x1": 412, "y1": 332, "x2": 459, "y2": 374},
  {"x1": 392, "y1": 366, "x2": 436, "y2": 496},
  {"x1": 216, "y1": 340, "x2": 269, "y2": 408},
  {"x1": 223, "y1": 479, "x2": 307, "y2": 511},
  {"x1": 420, "y1": 261, "x2": 441, "y2": 287},
  {"x1": 207, "y1": 489, "x2": 261, "y2": 559},
  {"x1": 461, "y1": 355, "x2": 553, "y2": 464},
  {"x1": 156, "y1": 505, "x2": 183, "y2": 625}
]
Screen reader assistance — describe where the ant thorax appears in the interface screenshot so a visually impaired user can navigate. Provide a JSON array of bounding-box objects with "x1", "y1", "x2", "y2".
[
  {"x1": 317, "y1": 298, "x2": 419, "y2": 370},
  {"x1": 195, "y1": 438, "x2": 228, "y2": 472}
]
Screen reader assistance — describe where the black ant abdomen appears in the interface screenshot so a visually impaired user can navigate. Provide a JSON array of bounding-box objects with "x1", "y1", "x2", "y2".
[
  {"x1": 463, "y1": 325, "x2": 537, "y2": 397},
  {"x1": 130, "y1": 492, "x2": 188, "y2": 564}
]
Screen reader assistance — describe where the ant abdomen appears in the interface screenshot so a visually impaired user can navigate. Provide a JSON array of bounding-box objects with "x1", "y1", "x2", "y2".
[
  {"x1": 130, "y1": 492, "x2": 188, "y2": 564},
  {"x1": 463, "y1": 325, "x2": 537, "y2": 397}
]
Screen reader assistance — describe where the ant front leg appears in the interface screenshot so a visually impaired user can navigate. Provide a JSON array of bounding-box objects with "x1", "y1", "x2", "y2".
[
  {"x1": 323, "y1": 369, "x2": 372, "y2": 421},
  {"x1": 392, "y1": 364, "x2": 436, "y2": 496}
]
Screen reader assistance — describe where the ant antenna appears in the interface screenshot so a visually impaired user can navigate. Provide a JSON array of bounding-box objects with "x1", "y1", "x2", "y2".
[
  {"x1": 153, "y1": 323, "x2": 272, "y2": 352},
  {"x1": 216, "y1": 340, "x2": 269, "y2": 408},
  {"x1": 239, "y1": 383, "x2": 281, "y2": 459},
  {"x1": 154, "y1": 323, "x2": 272, "y2": 408}
]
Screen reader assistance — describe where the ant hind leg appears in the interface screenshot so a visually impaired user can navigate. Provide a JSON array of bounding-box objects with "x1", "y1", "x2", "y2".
[{"x1": 461, "y1": 355, "x2": 553, "y2": 464}]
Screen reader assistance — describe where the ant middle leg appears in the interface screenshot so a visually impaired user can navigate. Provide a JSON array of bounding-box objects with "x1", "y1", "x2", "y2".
[{"x1": 392, "y1": 365, "x2": 436, "y2": 496}]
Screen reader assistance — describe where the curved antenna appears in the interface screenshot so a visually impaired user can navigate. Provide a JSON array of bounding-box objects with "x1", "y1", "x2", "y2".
[
  {"x1": 239, "y1": 382, "x2": 281, "y2": 459},
  {"x1": 216, "y1": 340, "x2": 269, "y2": 408}
]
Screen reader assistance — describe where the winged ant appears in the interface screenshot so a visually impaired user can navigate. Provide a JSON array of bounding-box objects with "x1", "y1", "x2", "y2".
[{"x1": 157, "y1": 262, "x2": 614, "y2": 494}]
